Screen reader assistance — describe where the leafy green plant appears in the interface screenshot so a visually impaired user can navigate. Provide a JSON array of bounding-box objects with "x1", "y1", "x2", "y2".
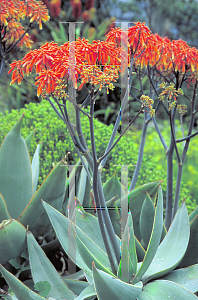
[
  {"x1": 3, "y1": 20, "x2": 198, "y2": 299},
  {"x1": 0, "y1": 114, "x2": 67, "y2": 264},
  {"x1": 0, "y1": 100, "x2": 195, "y2": 212},
  {"x1": 1, "y1": 186, "x2": 198, "y2": 299}
]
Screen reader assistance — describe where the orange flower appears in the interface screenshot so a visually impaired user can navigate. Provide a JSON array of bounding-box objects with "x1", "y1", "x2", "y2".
[
  {"x1": 128, "y1": 22, "x2": 151, "y2": 54},
  {"x1": 0, "y1": 0, "x2": 49, "y2": 51},
  {"x1": 9, "y1": 22, "x2": 198, "y2": 98},
  {"x1": 106, "y1": 27, "x2": 128, "y2": 48},
  {"x1": 35, "y1": 69, "x2": 62, "y2": 96}
]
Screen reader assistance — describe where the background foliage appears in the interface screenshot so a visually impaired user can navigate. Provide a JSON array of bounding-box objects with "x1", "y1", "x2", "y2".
[{"x1": 0, "y1": 100, "x2": 196, "y2": 213}]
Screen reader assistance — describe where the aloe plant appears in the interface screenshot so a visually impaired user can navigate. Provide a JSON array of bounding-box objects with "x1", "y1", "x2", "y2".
[
  {"x1": 0, "y1": 114, "x2": 67, "y2": 264},
  {"x1": 1, "y1": 186, "x2": 198, "y2": 299}
]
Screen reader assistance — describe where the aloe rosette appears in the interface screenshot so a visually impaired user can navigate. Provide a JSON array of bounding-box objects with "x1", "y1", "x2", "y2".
[
  {"x1": 0, "y1": 114, "x2": 67, "y2": 264},
  {"x1": 1, "y1": 186, "x2": 198, "y2": 299}
]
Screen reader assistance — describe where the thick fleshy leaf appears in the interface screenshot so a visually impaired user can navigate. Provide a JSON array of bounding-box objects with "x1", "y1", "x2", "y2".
[
  {"x1": 23, "y1": 276, "x2": 92, "y2": 298},
  {"x1": 115, "y1": 181, "x2": 162, "y2": 240},
  {"x1": 142, "y1": 201, "x2": 190, "y2": 283},
  {"x1": 92, "y1": 263, "x2": 142, "y2": 300},
  {"x1": 75, "y1": 226, "x2": 113, "y2": 275},
  {"x1": 0, "y1": 114, "x2": 33, "y2": 219},
  {"x1": 0, "y1": 264, "x2": 47, "y2": 300},
  {"x1": 118, "y1": 211, "x2": 137, "y2": 282},
  {"x1": 75, "y1": 284, "x2": 96, "y2": 300},
  {"x1": 135, "y1": 237, "x2": 146, "y2": 261},
  {"x1": 106, "y1": 196, "x2": 121, "y2": 237},
  {"x1": 162, "y1": 263, "x2": 198, "y2": 293},
  {"x1": 25, "y1": 128, "x2": 36, "y2": 151},
  {"x1": 42, "y1": 201, "x2": 93, "y2": 278},
  {"x1": 19, "y1": 161, "x2": 67, "y2": 237},
  {"x1": 27, "y1": 231, "x2": 76, "y2": 300},
  {"x1": 75, "y1": 201, "x2": 107, "y2": 253},
  {"x1": 117, "y1": 237, "x2": 133, "y2": 282},
  {"x1": 137, "y1": 280, "x2": 198, "y2": 300},
  {"x1": 127, "y1": 211, "x2": 138, "y2": 275},
  {"x1": 63, "y1": 279, "x2": 90, "y2": 296},
  {"x1": 132, "y1": 186, "x2": 163, "y2": 284},
  {"x1": 32, "y1": 143, "x2": 41, "y2": 195},
  {"x1": 103, "y1": 172, "x2": 126, "y2": 202},
  {"x1": 0, "y1": 193, "x2": 10, "y2": 222},
  {"x1": 140, "y1": 193, "x2": 155, "y2": 248},
  {"x1": 63, "y1": 159, "x2": 82, "y2": 217},
  {"x1": 189, "y1": 206, "x2": 198, "y2": 223},
  {"x1": 0, "y1": 219, "x2": 27, "y2": 264},
  {"x1": 76, "y1": 161, "x2": 88, "y2": 206},
  {"x1": 178, "y1": 215, "x2": 198, "y2": 268}
]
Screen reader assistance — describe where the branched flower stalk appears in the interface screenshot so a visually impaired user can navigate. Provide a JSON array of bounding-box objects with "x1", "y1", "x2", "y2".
[{"x1": 8, "y1": 22, "x2": 198, "y2": 270}]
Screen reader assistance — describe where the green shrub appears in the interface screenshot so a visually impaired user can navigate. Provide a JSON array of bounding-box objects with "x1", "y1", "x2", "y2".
[{"x1": 0, "y1": 100, "x2": 196, "y2": 213}]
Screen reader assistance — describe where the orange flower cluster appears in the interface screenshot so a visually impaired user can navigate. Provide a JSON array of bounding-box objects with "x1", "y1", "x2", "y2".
[
  {"x1": 9, "y1": 22, "x2": 198, "y2": 98},
  {"x1": 0, "y1": 0, "x2": 49, "y2": 50},
  {"x1": 9, "y1": 37, "x2": 127, "y2": 96}
]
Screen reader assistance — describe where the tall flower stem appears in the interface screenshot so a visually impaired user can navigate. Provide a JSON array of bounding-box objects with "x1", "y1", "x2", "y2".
[
  {"x1": 89, "y1": 87, "x2": 118, "y2": 274},
  {"x1": 165, "y1": 107, "x2": 176, "y2": 230},
  {"x1": 129, "y1": 110, "x2": 149, "y2": 191},
  {"x1": 173, "y1": 81, "x2": 197, "y2": 217}
]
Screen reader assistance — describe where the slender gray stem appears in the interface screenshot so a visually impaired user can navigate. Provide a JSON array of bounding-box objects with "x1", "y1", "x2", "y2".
[
  {"x1": 165, "y1": 107, "x2": 176, "y2": 230},
  {"x1": 176, "y1": 131, "x2": 198, "y2": 143},
  {"x1": 152, "y1": 117, "x2": 168, "y2": 152},
  {"x1": 0, "y1": 56, "x2": 5, "y2": 80},
  {"x1": 169, "y1": 106, "x2": 181, "y2": 163},
  {"x1": 98, "y1": 108, "x2": 143, "y2": 164},
  {"x1": 97, "y1": 173, "x2": 120, "y2": 265},
  {"x1": 47, "y1": 96, "x2": 65, "y2": 122},
  {"x1": 165, "y1": 136, "x2": 174, "y2": 230},
  {"x1": 129, "y1": 111, "x2": 149, "y2": 191},
  {"x1": 173, "y1": 81, "x2": 197, "y2": 217},
  {"x1": 172, "y1": 164, "x2": 183, "y2": 218},
  {"x1": 180, "y1": 114, "x2": 185, "y2": 148},
  {"x1": 89, "y1": 90, "x2": 118, "y2": 274},
  {"x1": 100, "y1": 58, "x2": 134, "y2": 169}
]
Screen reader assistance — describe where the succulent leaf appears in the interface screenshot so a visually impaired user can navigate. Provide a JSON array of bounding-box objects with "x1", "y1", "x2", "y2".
[
  {"x1": 0, "y1": 193, "x2": 10, "y2": 222},
  {"x1": 27, "y1": 231, "x2": 76, "y2": 300},
  {"x1": 42, "y1": 200, "x2": 93, "y2": 277},
  {"x1": 0, "y1": 114, "x2": 33, "y2": 219},
  {"x1": 75, "y1": 284, "x2": 96, "y2": 300},
  {"x1": 32, "y1": 143, "x2": 41, "y2": 195},
  {"x1": 103, "y1": 171, "x2": 126, "y2": 203},
  {"x1": 142, "y1": 201, "x2": 190, "y2": 283},
  {"x1": 189, "y1": 206, "x2": 198, "y2": 223},
  {"x1": 137, "y1": 280, "x2": 198, "y2": 299},
  {"x1": 0, "y1": 264, "x2": 47, "y2": 300},
  {"x1": 76, "y1": 231, "x2": 113, "y2": 276},
  {"x1": 25, "y1": 128, "x2": 36, "y2": 151},
  {"x1": 178, "y1": 215, "x2": 198, "y2": 268},
  {"x1": 132, "y1": 186, "x2": 163, "y2": 284},
  {"x1": 162, "y1": 263, "x2": 198, "y2": 293},
  {"x1": 115, "y1": 181, "x2": 162, "y2": 240},
  {"x1": 76, "y1": 159, "x2": 89, "y2": 206},
  {"x1": 118, "y1": 210, "x2": 137, "y2": 282},
  {"x1": 92, "y1": 262, "x2": 142, "y2": 300},
  {"x1": 19, "y1": 160, "x2": 67, "y2": 237},
  {"x1": 140, "y1": 193, "x2": 155, "y2": 248},
  {"x1": 0, "y1": 219, "x2": 27, "y2": 264}
]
